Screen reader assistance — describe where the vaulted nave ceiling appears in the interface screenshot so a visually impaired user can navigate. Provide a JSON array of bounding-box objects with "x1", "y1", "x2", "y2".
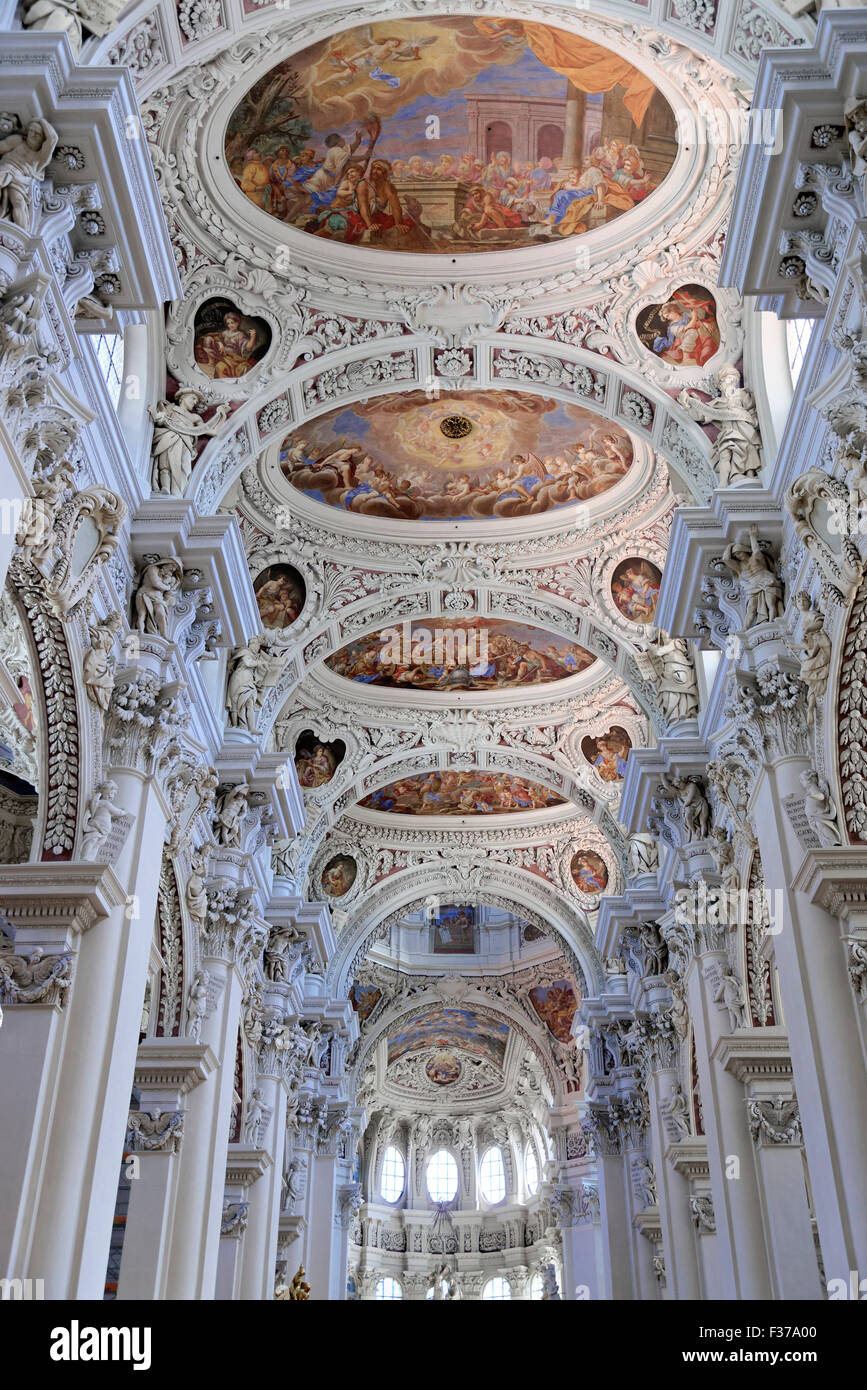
[{"x1": 126, "y1": 0, "x2": 800, "y2": 1024}]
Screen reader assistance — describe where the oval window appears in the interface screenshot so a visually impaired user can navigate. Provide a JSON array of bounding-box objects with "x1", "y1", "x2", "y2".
[
  {"x1": 380, "y1": 1144, "x2": 406, "y2": 1204},
  {"x1": 479, "y1": 1146, "x2": 506, "y2": 1204},
  {"x1": 525, "y1": 1145, "x2": 539, "y2": 1196},
  {"x1": 426, "y1": 1149, "x2": 459, "y2": 1203}
]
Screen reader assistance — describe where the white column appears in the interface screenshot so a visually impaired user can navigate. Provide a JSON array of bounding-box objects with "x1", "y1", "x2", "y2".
[
  {"x1": 216, "y1": 1150, "x2": 270, "y2": 1298},
  {"x1": 586, "y1": 1113, "x2": 633, "y2": 1299},
  {"x1": 684, "y1": 939, "x2": 773, "y2": 1299},
  {"x1": 715, "y1": 1031, "x2": 821, "y2": 1300},
  {"x1": 162, "y1": 941, "x2": 245, "y2": 1300},
  {"x1": 115, "y1": 1040, "x2": 216, "y2": 1301},
  {"x1": 237, "y1": 1063, "x2": 288, "y2": 1300},
  {"x1": 751, "y1": 757, "x2": 867, "y2": 1281},
  {"x1": 0, "y1": 867, "x2": 121, "y2": 1284},
  {"x1": 560, "y1": 1213, "x2": 603, "y2": 1299},
  {"x1": 305, "y1": 1148, "x2": 341, "y2": 1301},
  {"x1": 645, "y1": 1035, "x2": 702, "y2": 1300},
  {"x1": 16, "y1": 726, "x2": 171, "y2": 1299}
]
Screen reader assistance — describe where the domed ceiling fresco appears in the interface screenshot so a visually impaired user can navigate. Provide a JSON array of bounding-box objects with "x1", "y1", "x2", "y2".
[
  {"x1": 325, "y1": 618, "x2": 595, "y2": 691},
  {"x1": 279, "y1": 388, "x2": 634, "y2": 521},
  {"x1": 225, "y1": 17, "x2": 677, "y2": 253}
]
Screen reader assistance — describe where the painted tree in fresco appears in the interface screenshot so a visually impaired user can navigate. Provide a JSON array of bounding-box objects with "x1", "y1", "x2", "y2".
[{"x1": 224, "y1": 61, "x2": 312, "y2": 161}]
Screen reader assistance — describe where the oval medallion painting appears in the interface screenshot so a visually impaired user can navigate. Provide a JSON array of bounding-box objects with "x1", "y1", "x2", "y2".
[
  {"x1": 193, "y1": 297, "x2": 271, "y2": 379},
  {"x1": 280, "y1": 389, "x2": 633, "y2": 522},
  {"x1": 425, "y1": 1053, "x2": 462, "y2": 1086},
  {"x1": 254, "y1": 563, "x2": 306, "y2": 630},
  {"x1": 225, "y1": 19, "x2": 677, "y2": 254},
  {"x1": 610, "y1": 558, "x2": 662, "y2": 624},
  {"x1": 570, "y1": 849, "x2": 609, "y2": 895},
  {"x1": 321, "y1": 853, "x2": 357, "y2": 898}
]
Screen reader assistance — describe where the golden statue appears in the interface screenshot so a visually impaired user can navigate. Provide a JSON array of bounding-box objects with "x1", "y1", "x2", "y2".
[{"x1": 276, "y1": 1265, "x2": 311, "y2": 1300}]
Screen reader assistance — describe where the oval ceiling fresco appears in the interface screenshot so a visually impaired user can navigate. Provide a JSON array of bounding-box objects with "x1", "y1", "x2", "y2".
[
  {"x1": 387, "y1": 1008, "x2": 509, "y2": 1067},
  {"x1": 359, "y1": 770, "x2": 566, "y2": 815},
  {"x1": 279, "y1": 388, "x2": 634, "y2": 522},
  {"x1": 225, "y1": 18, "x2": 677, "y2": 254},
  {"x1": 326, "y1": 618, "x2": 595, "y2": 691}
]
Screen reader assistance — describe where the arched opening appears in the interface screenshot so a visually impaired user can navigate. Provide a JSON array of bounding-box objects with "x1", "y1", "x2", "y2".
[
  {"x1": 536, "y1": 123, "x2": 563, "y2": 161},
  {"x1": 484, "y1": 120, "x2": 513, "y2": 163}
]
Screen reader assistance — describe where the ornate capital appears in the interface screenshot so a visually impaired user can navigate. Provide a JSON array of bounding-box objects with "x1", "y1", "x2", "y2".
[
  {"x1": 221, "y1": 1200, "x2": 249, "y2": 1237},
  {"x1": 125, "y1": 1108, "x2": 184, "y2": 1154},
  {"x1": 0, "y1": 937, "x2": 72, "y2": 1008},
  {"x1": 335, "y1": 1182, "x2": 363, "y2": 1229},
  {"x1": 105, "y1": 668, "x2": 191, "y2": 784},
  {"x1": 725, "y1": 667, "x2": 810, "y2": 765},
  {"x1": 203, "y1": 882, "x2": 267, "y2": 972},
  {"x1": 639, "y1": 1014, "x2": 681, "y2": 1076},
  {"x1": 746, "y1": 1095, "x2": 802, "y2": 1148},
  {"x1": 689, "y1": 1193, "x2": 716, "y2": 1234},
  {"x1": 582, "y1": 1105, "x2": 622, "y2": 1158}
]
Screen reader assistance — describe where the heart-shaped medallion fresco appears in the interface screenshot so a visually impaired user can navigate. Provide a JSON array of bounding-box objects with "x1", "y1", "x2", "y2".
[{"x1": 635, "y1": 283, "x2": 720, "y2": 369}]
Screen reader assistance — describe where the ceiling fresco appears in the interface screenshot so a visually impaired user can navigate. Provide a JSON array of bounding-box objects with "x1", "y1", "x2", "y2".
[
  {"x1": 359, "y1": 770, "x2": 567, "y2": 816},
  {"x1": 225, "y1": 18, "x2": 677, "y2": 254},
  {"x1": 348, "y1": 984, "x2": 382, "y2": 1026},
  {"x1": 278, "y1": 388, "x2": 634, "y2": 522},
  {"x1": 387, "y1": 1007, "x2": 510, "y2": 1067},
  {"x1": 528, "y1": 979, "x2": 578, "y2": 1042},
  {"x1": 325, "y1": 618, "x2": 595, "y2": 691}
]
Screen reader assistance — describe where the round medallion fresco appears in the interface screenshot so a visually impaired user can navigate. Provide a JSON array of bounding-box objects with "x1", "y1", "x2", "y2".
[
  {"x1": 326, "y1": 618, "x2": 595, "y2": 691},
  {"x1": 279, "y1": 388, "x2": 634, "y2": 523},
  {"x1": 225, "y1": 18, "x2": 677, "y2": 254},
  {"x1": 253, "y1": 563, "x2": 306, "y2": 631},
  {"x1": 425, "y1": 1052, "x2": 462, "y2": 1086},
  {"x1": 320, "y1": 853, "x2": 357, "y2": 898},
  {"x1": 570, "y1": 849, "x2": 609, "y2": 895},
  {"x1": 610, "y1": 558, "x2": 662, "y2": 624}
]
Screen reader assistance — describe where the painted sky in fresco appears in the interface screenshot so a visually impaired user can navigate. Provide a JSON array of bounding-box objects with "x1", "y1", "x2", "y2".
[
  {"x1": 388, "y1": 1007, "x2": 510, "y2": 1067},
  {"x1": 279, "y1": 388, "x2": 634, "y2": 523}
]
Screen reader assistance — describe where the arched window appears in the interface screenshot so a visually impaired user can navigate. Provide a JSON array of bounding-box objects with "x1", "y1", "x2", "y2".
[
  {"x1": 380, "y1": 1145, "x2": 406, "y2": 1204},
  {"x1": 482, "y1": 1276, "x2": 512, "y2": 1300},
  {"x1": 426, "y1": 1149, "x2": 459, "y2": 1203},
  {"x1": 484, "y1": 120, "x2": 512, "y2": 162},
  {"x1": 529, "y1": 1273, "x2": 545, "y2": 1300},
  {"x1": 524, "y1": 1144, "x2": 539, "y2": 1196},
  {"x1": 479, "y1": 1146, "x2": 506, "y2": 1204},
  {"x1": 786, "y1": 317, "x2": 814, "y2": 386},
  {"x1": 91, "y1": 332, "x2": 124, "y2": 409},
  {"x1": 375, "y1": 1276, "x2": 402, "y2": 1300},
  {"x1": 536, "y1": 123, "x2": 563, "y2": 161}
]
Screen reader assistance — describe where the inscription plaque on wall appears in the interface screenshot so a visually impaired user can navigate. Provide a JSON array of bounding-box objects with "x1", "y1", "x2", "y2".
[{"x1": 782, "y1": 793, "x2": 820, "y2": 851}]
